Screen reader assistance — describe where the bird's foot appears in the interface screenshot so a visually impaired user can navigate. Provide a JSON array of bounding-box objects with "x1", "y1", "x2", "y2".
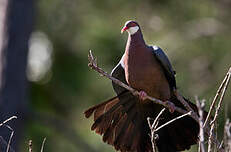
[
  {"x1": 173, "y1": 88, "x2": 179, "y2": 97},
  {"x1": 165, "y1": 101, "x2": 175, "y2": 113},
  {"x1": 138, "y1": 90, "x2": 148, "y2": 101}
]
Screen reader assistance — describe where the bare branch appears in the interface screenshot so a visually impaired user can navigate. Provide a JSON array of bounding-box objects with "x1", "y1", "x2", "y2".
[
  {"x1": 6, "y1": 125, "x2": 14, "y2": 152},
  {"x1": 195, "y1": 97, "x2": 205, "y2": 152},
  {"x1": 208, "y1": 68, "x2": 231, "y2": 152},
  {"x1": 0, "y1": 136, "x2": 15, "y2": 152},
  {"x1": 147, "y1": 108, "x2": 166, "y2": 152},
  {"x1": 155, "y1": 111, "x2": 192, "y2": 132},
  {"x1": 28, "y1": 140, "x2": 32, "y2": 152},
  {"x1": 207, "y1": 70, "x2": 231, "y2": 152},
  {"x1": 210, "y1": 70, "x2": 231, "y2": 126},
  {"x1": 224, "y1": 119, "x2": 231, "y2": 151},
  {"x1": 147, "y1": 110, "x2": 191, "y2": 152},
  {"x1": 0, "y1": 116, "x2": 17, "y2": 127},
  {"x1": 219, "y1": 140, "x2": 224, "y2": 151},
  {"x1": 151, "y1": 108, "x2": 166, "y2": 130},
  {"x1": 204, "y1": 67, "x2": 231, "y2": 128},
  {"x1": 174, "y1": 90, "x2": 195, "y2": 113},
  {"x1": 174, "y1": 90, "x2": 199, "y2": 123},
  {"x1": 40, "y1": 138, "x2": 46, "y2": 152},
  {"x1": 0, "y1": 116, "x2": 17, "y2": 152}
]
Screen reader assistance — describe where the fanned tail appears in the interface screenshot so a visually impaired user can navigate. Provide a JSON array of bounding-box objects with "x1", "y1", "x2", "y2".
[{"x1": 84, "y1": 91, "x2": 152, "y2": 152}]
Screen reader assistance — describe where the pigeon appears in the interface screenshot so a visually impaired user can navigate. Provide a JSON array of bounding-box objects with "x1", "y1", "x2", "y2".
[{"x1": 84, "y1": 20, "x2": 203, "y2": 152}]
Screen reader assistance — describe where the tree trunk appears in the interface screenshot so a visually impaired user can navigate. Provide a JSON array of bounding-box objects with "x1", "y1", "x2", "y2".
[{"x1": 0, "y1": 0, "x2": 34, "y2": 151}]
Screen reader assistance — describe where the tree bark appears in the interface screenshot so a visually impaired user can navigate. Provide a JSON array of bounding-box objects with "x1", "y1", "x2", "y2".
[{"x1": 0, "y1": 0, "x2": 34, "y2": 151}]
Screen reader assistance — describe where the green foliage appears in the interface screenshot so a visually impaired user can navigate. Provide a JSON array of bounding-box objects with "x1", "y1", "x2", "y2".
[{"x1": 26, "y1": 0, "x2": 231, "y2": 151}]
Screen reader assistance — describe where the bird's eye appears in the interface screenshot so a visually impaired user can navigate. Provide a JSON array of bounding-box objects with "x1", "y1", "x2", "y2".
[{"x1": 130, "y1": 23, "x2": 136, "y2": 27}]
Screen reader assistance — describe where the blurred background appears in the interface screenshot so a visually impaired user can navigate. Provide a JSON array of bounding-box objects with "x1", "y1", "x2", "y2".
[{"x1": 0, "y1": 0, "x2": 231, "y2": 151}]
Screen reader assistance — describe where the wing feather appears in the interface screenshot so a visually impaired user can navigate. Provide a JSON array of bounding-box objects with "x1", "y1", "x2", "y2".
[
  {"x1": 111, "y1": 55, "x2": 127, "y2": 95},
  {"x1": 151, "y1": 46, "x2": 176, "y2": 89}
]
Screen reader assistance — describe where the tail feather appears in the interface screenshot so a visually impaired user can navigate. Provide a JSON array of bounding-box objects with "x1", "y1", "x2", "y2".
[
  {"x1": 92, "y1": 92, "x2": 129, "y2": 123},
  {"x1": 114, "y1": 105, "x2": 136, "y2": 149},
  {"x1": 129, "y1": 113, "x2": 143, "y2": 151},
  {"x1": 90, "y1": 91, "x2": 136, "y2": 133},
  {"x1": 92, "y1": 103, "x2": 124, "y2": 135},
  {"x1": 114, "y1": 114, "x2": 127, "y2": 150},
  {"x1": 121, "y1": 120, "x2": 135, "y2": 147},
  {"x1": 102, "y1": 106, "x2": 123, "y2": 143},
  {"x1": 94, "y1": 97, "x2": 119, "y2": 121},
  {"x1": 103, "y1": 92, "x2": 136, "y2": 142},
  {"x1": 84, "y1": 96, "x2": 118, "y2": 118}
]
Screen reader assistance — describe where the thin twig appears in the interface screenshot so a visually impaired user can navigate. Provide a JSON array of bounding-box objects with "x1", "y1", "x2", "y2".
[
  {"x1": 40, "y1": 138, "x2": 46, "y2": 152},
  {"x1": 155, "y1": 111, "x2": 192, "y2": 132},
  {"x1": 224, "y1": 119, "x2": 231, "y2": 152},
  {"x1": 6, "y1": 125, "x2": 14, "y2": 152},
  {"x1": 203, "y1": 68, "x2": 231, "y2": 128},
  {"x1": 147, "y1": 108, "x2": 166, "y2": 152},
  {"x1": 7, "y1": 131, "x2": 14, "y2": 152},
  {"x1": 208, "y1": 69, "x2": 231, "y2": 152},
  {"x1": 148, "y1": 110, "x2": 192, "y2": 152},
  {"x1": 0, "y1": 116, "x2": 17, "y2": 127},
  {"x1": 29, "y1": 140, "x2": 32, "y2": 152},
  {"x1": 0, "y1": 116, "x2": 17, "y2": 152},
  {"x1": 219, "y1": 140, "x2": 224, "y2": 151},
  {"x1": 195, "y1": 97, "x2": 205, "y2": 152},
  {"x1": 0, "y1": 136, "x2": 15, "y2": 152},
  {"x1": 174, "y1": 91, "x2": 197, "y2": 114},
  {"x1": 214, "y1": 121, "x2": 219, "y2": 152},
  {"x1": 174, "y1": 90, "x2": 199, "y2": 124},
  {"x1": 147, "y1": 117, "x2": 157, "y2": 152},
  {"x1": 210, "y1": 70, "x2": 231, "y2": 125},
  {"x1": 152, "y1": 108, "x2": 166, "y2": 130},
  {"x1": 208, "y1": 123, "x2": 216, "y2": 152}
]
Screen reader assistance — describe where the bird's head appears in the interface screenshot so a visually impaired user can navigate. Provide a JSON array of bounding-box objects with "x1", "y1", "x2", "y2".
[{"x1": 121, "y1": 20, "x2": 140, "y2": 35}]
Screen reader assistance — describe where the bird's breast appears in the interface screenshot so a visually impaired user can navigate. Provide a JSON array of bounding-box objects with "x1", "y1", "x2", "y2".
[{"x1": 124, "y1": 48, "x2": 171, "y2": 101}]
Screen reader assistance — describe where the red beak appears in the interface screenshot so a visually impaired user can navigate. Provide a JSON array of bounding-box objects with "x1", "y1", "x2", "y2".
[{"x1": 121, "y1": 26, "x2": 129, "y2": 34}]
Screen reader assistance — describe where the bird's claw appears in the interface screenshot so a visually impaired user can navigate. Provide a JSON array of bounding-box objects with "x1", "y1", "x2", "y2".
[
  {"x1": 165, "y1": 101, "x2": 175, "y2": 113},
  {"x1": 138, "y1": 90, "x2": 148, "y2": 101}
]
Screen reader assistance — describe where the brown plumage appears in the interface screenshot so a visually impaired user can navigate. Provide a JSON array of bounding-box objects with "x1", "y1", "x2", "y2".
[{"x1": 84, "y1": 21, "x2": 205, "y2": 152}]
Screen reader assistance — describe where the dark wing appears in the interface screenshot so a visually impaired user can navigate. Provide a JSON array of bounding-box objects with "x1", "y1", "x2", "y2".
[
  {"x1": 151, "y1": 46, "x2": 176, "y2": 89},
  {"x1": 111, "y1": 55, "x2": 127, "y2": 95}
]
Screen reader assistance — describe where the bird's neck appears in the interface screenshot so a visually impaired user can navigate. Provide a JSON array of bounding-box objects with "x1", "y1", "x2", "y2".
[
  {"x1": 125, "y1": 30, "x2": 146, "y2": 58},
  {"x1": 127, "y1": 30, "x2": 145, "y2": 48},
  {"x1": 124, "y1": 29, "x2": 148, "y2": 76}
]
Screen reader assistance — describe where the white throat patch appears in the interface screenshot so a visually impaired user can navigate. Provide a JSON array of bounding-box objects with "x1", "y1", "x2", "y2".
[{"x1": 127, "y1": 26, "x2": 139, "y2": 35}]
